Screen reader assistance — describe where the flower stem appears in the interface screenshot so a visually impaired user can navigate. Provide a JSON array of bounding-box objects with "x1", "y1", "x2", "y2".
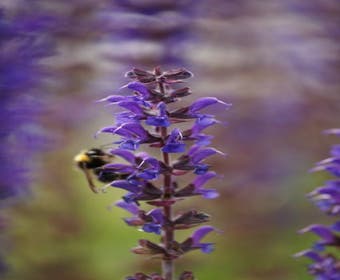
[
  {"x1": 158, "y1": 73, "x2": 174, "y2": 279},
  {"x1": 161, "y1": 126, "x2": 173, "y2": 280}
]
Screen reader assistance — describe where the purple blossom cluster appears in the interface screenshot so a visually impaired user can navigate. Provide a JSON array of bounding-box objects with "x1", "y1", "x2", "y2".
[
  {"x1": 95, "y1": 67, "x2": 230, "y2": 279},
  {"x1": 296, "y1": 129, "x2": 340, "y2": 279},
  {"x1": 0, "y1": 7, "x2": 56, "y2": 274},
  {"x1": 102, "y1": 0, "x2": 198, "y2": 68},
  {"x1": 0, "y1": 8, "x2": 55, "y2": 202}
]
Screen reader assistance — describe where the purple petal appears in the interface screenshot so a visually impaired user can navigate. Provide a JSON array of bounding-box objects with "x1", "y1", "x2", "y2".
[
  {"x1": 158, "y1": 102, "x2": 167, "y2": 115},
  {"x1": 115, "y1": 200, "x2": 139, "y2": 215},
  {"x1": 326, "y1": 180, "x2": 340, "y2": 188},
  {"x1": 193, "y1": 172, "x2": 217, "y2": 188},
  {"x1": 117, "y1": 139, "x2": 140, "y2": 151},
  {"x1": 97, "y1": 95, "x2": 126, "y2": 103},
  {"x1": 197, "y1": 115, "x2": 218, "y2": 126},
  {"x1": 118, "y1": 101, "x2": 145, "y2": 116},
  {"x1": 145, "y1": 116, "x2": 170, "y2": 127},
  {"x1": 144, "y1": 157, "x2": 159, "y2": 168},
  {"x1": 299, "y1": 225, "x2": 335, "y2": 242},
  {"x1": 162, "y1": 128, "x2": 186, "y2": 153},
  {"x1": 191, "y1": 148, "x2": 224, "y2": 164},
  {"x1": 194, "y1": 134, "x2": 214, "y2": 146},
  {"x1": 142, "y1": 223, "x2": 161, "y2": 235},
  {"x1": 115, "y1": 111, "x2": 140, "y2": 125},
  {"x1": 110, "y1": 149, "x2": 136, "y2": 164},
  {"x1": 111, "y1": 180, "x2": 140, "y2": 193},
  {"x1": 324, "y1": 128, "x2": 340, "y2": 136},
  {"x1": 331, "y1": 145, "x2": 340, "y2": 157},
  {"x1": 200, "y1": 189, "x2": 219, "y2": 199},
  {"x1": 191, "y1": 116, "x2": 219, "y2": 134},
  {"x1": 97, "y1": 126, "x2": 117, "y2": 135},
  {"x1": 191, "y1": 225, "x2": 215, "y2": 244},
  {"x1": 104, "y1": 163, "x2": 134, "y2": 173},
  {"x1": 189, "y1": 97, "x2": 231, "y2": 113},
  {"x1": 123, "y1": 193, "x2": 137, "y2": 204},
  {"x1": 188, "y1": 145, "x2": 201, "y2": 156},
  {"x1": 115, "y1": 123, "x2": 148, "y2": 139},
  {"x1": 200, "y1": 243, "x2": 215, "y2": 254},
  {"x1": 294, "y1": 250, "x2": 323, "y2": 262},
  {"x1": 126, "y1": 82, "x2": 150, "y2": 98},
  {"x1": 137, "y1": 169, "x2": 159, "y2": 180},
  {"x1": 168, "y1": 128, "x2": 182, "y2": 142},
  {"x1": 194, "y1": 164, "x2": 209, "y2": 175},
  {"x1": 162, "y1": 143, "x2": 186, "y2": 153},
  {"x1": 147, "y1": 208, "x2": 163, "y2": 224},
  {"x1": 331, "y1": 221, "x2": 340, "y2": 232}
]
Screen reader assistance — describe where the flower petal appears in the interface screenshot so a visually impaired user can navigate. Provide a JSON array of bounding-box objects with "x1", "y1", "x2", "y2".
[
  {"x1": 115, "y1": 200, "x2": 139, "y2": 215},
  {"x1": 191, "y1": 225, "x2": 215, "y2": 244},
  {"x1": 189, "y1": 97, "x2": 231, "y2": 113},
  {"x1": 126, "y1": 81, "x2": 150, "y2": 98}
]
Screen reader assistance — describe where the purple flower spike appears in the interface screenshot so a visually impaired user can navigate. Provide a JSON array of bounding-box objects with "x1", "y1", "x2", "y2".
[
  {"x1": 297, "y1": 129, "x2": 340, "y2": 279},
  {"x1": 80, "y1": 67, "x2": 230, "y2": 278}
]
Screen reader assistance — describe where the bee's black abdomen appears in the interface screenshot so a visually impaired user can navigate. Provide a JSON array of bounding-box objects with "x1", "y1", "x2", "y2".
[
  {"x1": 85, "y1": 148, "x2": 110, "y2": 169},
  {"x1": 93, "y1": 168, "x2": 128, "y2": 183}
]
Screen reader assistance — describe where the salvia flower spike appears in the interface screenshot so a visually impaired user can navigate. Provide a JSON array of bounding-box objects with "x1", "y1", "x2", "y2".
[
  {"x1": 89, "y1": 67, "x2": 230, "y2": 279},
  {"x1": 296, "y1": 129, "x2": 340, "y2": 279}
]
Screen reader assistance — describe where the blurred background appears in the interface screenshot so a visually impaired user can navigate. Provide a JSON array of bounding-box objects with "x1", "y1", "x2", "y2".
[{"x1": 1, "y1": 0, "x2": 340, "y2": 279}]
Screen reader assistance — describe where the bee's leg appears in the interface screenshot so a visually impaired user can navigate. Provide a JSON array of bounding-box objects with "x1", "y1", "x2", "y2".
[{"x1": 80, "y1": 164, "x2": 99, "y2": 193}]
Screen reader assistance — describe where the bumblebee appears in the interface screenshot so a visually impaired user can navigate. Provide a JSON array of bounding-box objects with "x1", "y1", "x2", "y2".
[{"x1": 74, "y1": 148, "x2": 125, "y2": 193}]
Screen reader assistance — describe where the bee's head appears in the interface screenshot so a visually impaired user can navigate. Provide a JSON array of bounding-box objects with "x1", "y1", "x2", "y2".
[{"x1": 74, "y1": 148, "x2": 112, "y2": 169}]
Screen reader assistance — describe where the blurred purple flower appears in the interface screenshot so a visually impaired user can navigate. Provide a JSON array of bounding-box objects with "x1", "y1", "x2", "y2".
[
  {"x1": 101, "y1": 0, "x2": 200, "y2": 67},
  {"x1": 297, "y1": 129, "x2": 340, "y2": 279},
  {"x1": 0, "y1": 8, "x2": 55, "y2": 202},
  {"x1": 0, "y1": 6, "x2": 57, "y2": 276}
]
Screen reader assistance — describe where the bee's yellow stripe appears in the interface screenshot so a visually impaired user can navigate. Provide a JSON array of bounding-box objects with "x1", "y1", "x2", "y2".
[{"x1": 74, "y1": 153, "x2": 90, "y2": 163}]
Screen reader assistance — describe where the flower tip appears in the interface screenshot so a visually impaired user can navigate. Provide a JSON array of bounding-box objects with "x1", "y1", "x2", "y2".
[
  {"x1": 308, "y1": 166, "x2": 323, "y2": 173},
  {"x1": 220, "y1": 100, "x2": 232, "y2": 109},
  {"x1": 93, "y1": 130, "x2": 102, "y2": 139},
  {"x1": 323, "y1": 128, "x2": 340, "y2": 136},
  {"x1": 95, "y1": 96, "x2": 108, "y2": 103},
  {"x1": 119, "y1": 83, "x2": 128, "y2": 90},
  {"x1": 293, "y1": 251, "x2": 304, "y2": 258}
]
